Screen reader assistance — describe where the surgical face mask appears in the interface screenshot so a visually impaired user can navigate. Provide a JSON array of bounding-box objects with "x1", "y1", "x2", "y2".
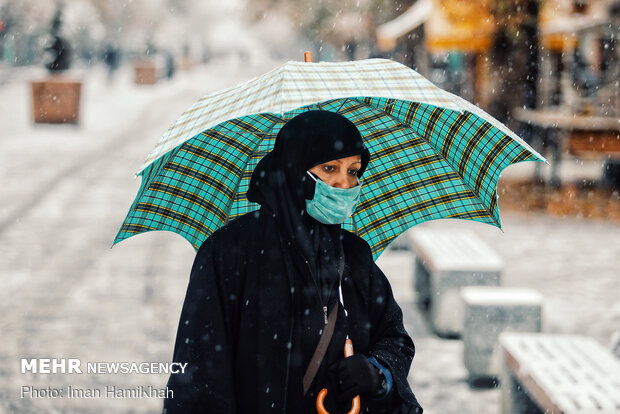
[{"x1": 305, "y1": 171, "x2": 361, "y2": 225}]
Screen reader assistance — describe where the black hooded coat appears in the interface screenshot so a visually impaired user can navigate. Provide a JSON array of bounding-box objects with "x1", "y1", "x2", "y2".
[{"x1": 163, "y1": 111, "x2": 423, "y2": 414}]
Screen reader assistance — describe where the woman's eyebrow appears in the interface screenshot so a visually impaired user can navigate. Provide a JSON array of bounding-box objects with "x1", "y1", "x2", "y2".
[{"x1": 327, "y1": 159, "x2": 361, "y2": 165}]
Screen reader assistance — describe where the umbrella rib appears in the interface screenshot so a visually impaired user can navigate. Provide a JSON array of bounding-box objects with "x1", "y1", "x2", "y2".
[
  {"x1": 335, "y1": 98, "x2": 351, "y2": 113},
  {"x1": 212, "y1": 118, "x2": 280, "y2": 138},
  {"x1": 265, "y1": 62, "x2": 287, "y2": 114},
  {"x1": 351, "y1": 213, "x2": 359, "y2": 237},
  {"x1": 349, "y1": 97, "x2": 501, "y2": 228}
]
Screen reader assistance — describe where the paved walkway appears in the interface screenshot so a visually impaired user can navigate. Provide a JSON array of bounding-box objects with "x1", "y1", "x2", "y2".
[{"x1": 1, "y1": 62, "x2": 618, "y2": 414}]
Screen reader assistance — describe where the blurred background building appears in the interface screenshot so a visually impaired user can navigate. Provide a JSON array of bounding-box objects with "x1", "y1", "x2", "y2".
[
  {"x1": 374, "y1": 0, "x2": 620, "y2": 186},
  {"x1": 1, "y1": 0, "x2": 618, "y2": 199},
  {"x1": 2, "y1": 0, "x2": 618, "y2": 111}
]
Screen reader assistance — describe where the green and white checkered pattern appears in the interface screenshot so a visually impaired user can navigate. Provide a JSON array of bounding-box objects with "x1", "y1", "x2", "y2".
[
  {"x1": 115, "y1": 63, "x2": 545, "y2": 259},
  {"x1": 140, "y1": 59, "x2": 540, "y2": 173}
]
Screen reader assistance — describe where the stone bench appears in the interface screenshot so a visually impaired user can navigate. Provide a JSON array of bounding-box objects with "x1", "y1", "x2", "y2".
[
  {"x1": 410, "y1": 229, "x2": 503, "y2": 337},
  {"x1": 461, "y1": 286, "x2": 543, "y2": 381},
  {"x1": 499, "y1": 332, "x2": 620, "y2": 414}
]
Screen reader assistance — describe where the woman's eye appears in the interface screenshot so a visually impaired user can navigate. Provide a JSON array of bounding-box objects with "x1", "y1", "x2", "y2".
[
  {"x1": 348, "y1": 169, "x2": 359, "y2": 176},
  {"x1": 322, "y1": 165, "x2": 335, "y2": 173}
]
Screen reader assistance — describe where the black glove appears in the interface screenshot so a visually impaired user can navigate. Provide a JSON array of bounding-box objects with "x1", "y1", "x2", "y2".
[{"x1": 330, "y1": 354, "x2": 384, "y2": 404}]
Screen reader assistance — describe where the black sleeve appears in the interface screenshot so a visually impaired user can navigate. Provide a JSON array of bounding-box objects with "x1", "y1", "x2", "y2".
[
  {"x1": 163, "y1": 235, "x2": 237, "y2": 414},
  {"x1": 366, "y1": 262, "x2": 423, "y2": 414}
]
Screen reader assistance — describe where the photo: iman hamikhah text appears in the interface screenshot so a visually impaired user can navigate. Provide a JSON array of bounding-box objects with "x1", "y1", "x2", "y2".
[{"x1": 21, "y1": 385, "x2": 173, "y2": 399}]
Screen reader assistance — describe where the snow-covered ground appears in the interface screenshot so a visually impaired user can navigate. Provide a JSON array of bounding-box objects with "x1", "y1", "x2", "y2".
[
  {"x1": 378, "y1": 213, "x2": 620, "y2": 414},
  {"x1": 0, "y1": 60, "x2": 618, "y2": 414}
]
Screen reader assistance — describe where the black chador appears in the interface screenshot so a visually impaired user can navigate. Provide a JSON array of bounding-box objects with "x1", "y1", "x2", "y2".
[{"x1": 163, "y1": 111, "x2": 423, "y2": 413}]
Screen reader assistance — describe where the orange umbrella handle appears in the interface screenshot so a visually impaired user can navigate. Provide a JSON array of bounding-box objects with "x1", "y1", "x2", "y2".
[{"x1": 316, "y1": 338, "x2": 361, "y2": 414}]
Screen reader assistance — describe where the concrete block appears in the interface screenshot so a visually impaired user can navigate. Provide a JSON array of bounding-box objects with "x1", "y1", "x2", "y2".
[
  {"x1": 410, "y1": 229, "x2": 503, "y2": 337},
  {"x1": 499, "y1": 333, "x2": 620, "y2": 413},
  {"x1": 461, "y1": 286, "x2": 543, "y2": 379}
]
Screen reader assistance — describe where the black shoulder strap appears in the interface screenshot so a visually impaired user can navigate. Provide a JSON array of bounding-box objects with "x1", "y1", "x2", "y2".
[{"x1": 302, "y1": 243, "x2": 345, "y2": 395}]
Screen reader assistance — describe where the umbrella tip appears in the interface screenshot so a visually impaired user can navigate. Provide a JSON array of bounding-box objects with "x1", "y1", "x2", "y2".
[{"x1": 304, "y1": 51, "x2": 312, "y2": 62}]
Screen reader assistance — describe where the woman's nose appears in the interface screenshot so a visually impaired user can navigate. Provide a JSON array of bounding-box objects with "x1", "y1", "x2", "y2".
[{"x1": 332, "y1": 172, "x2": 351, "y2": 189}]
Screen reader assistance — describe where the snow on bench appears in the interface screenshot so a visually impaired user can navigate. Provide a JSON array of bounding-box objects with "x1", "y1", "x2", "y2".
[
  {"x1": 461, "y1": 286, "x2": 543, "y2": 380},
  {"x1": 409, "y1": 229, "x2": 503, "y2": 337},
  {"x1": 499, "y1": 332, "x2": 620, "y2": 414}
]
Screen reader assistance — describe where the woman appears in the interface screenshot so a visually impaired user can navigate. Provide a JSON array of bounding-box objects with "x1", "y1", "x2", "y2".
[{"x1": 163, "y1": 111, "x2": 422, "y2": 413}]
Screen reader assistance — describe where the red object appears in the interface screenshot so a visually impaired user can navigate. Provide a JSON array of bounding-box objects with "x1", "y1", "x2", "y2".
[{"x1": 304, "y1": 51, "x2": 313, "y2": 62}]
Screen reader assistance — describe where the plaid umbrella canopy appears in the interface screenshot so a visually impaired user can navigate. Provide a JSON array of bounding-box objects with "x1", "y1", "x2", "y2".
[{"x1": 114, "y1": 58, "x2": 545, "y2": 259}]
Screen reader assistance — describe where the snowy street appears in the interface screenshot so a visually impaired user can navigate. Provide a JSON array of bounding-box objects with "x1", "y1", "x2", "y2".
[{"x1": 1, "y1": 60, "x2": 619, "y2": 414}]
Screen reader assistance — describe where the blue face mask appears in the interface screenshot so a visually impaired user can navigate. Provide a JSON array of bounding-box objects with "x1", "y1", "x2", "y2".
[{"x1": 305, "y1": 171, "x2": 361, "y2": 225}]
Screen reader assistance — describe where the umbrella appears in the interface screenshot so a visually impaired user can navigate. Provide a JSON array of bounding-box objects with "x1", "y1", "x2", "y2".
[{"x1": 113, "y1": 58, "x2": 545, "y2": 259}]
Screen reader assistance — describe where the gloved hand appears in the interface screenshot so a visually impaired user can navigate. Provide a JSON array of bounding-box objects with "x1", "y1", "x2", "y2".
[{"x1": 330, "y1": 354, "x2": 384, "y2": 404}]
